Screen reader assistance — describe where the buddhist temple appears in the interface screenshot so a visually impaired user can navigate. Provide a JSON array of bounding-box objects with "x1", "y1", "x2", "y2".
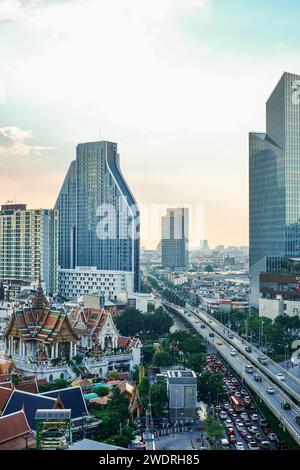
[{"x1": 3, "y1": 282, "x2": 79, "y2": 364}]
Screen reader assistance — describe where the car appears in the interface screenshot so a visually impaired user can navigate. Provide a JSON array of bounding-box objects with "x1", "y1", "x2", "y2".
[
  {"x1": 241, "y1": 413, "x2": 248, "y2": 420},
  {"x1": 248, "y1": 426, "x2": 259, "y2": 434},
  {"x1": 245, "y1": 346, "x2": 252, "y2": 353},
  {"x1": 276, "y1": 373, "x2": 285, "y2": 381},
  {"x1": 235, "y1": 391, "x2": 242, "y2": 398},
  {"x1": 260, "y1": 441, "x2": 271, "y2": 450},
  {"x1": 223, "y1": 403, "x2": 230, "y2": 410},
  {"x1": 226, "y1": 418, "x2": 233, "y2": 425},
  {"x1": 254, "y1": 433, "x2": 262, "y2": 442},
  {"x1": 244, "y1": 419, "x2": 252, "y2": 427},
  {"x1": 266, "y1": 387, "x2": 275, "y2": 395},
  {"x1": 251, "y1": 414, "x2": 259, "y2": 421},
  {"x1": 248, "y1": 441, "x2": 260, "y2": 450},
  {"x1": 235, "y1": 442, "x2": 245, "y2": 451},
  {"x1": 268, "y1": 433, "x2": 278, "y2": 442},
  {"x1": 221, "y1": 438, "x2": 230, "y2": 448},
  {"x1": 282, "y1": 402, "x2": 291, "y2": 410},
  {"x1": 254, "y1": 374, "x2": 262, "y2": 382},
  {"x1": 245, "y1": 434, "x2": 253, "y2": 443},
  {"x1": 230, "y1": 349, "x2": 237, "y2": 356},
  {"x1": 258, "y1": 356, "x2": 268, "y2": 365},
  {"x1": 239, "y1": 429, "x2": 248, "y2": 438},
  {"x1": 201, "y1": 324, "x2": 206, "y2": 329},
  {"x1": 229, "y1": 435, "x2": 237, "y2": 444},
  {"x1": 220, "y1": 411, "x2": 227, "y2": 420},
  {"x1": 226, "y1": 427, "x2": 235, "y2": 436},
  {"x1": 259, "y1": 419, "x2": 268, "y2": 427},
  {"x1": 229, "y1": 334, "x2": 234, "y2": 339},
  {"x1": 209, "y1": 332, "x2": 215, "y2": 338},
  {"x1": 236, "y1": 423, "x2": 244, "y2": 431}
]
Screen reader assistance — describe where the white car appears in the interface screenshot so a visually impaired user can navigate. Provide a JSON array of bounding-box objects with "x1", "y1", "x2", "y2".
[
  {"x1": 251, "y1": 414, "x2": 259, "y2": 421},
  {"x1": 226, "y1": 418, "x2": 233, "y2": 425},
  {"x1": 266, "y1": 387, "x2": 275, "y2": 395},
  {"x1": 220, "y1": 411, "x2": 228, "y2": 420},
  {"x1": 230, "y1": 349, "x2": 237, "y2": 356},
  {"x1": 235, "y1": 442, "x2": 245, "y2": 451},
  {"x1": 248, "y1": 441, "x2": 259, "y2": 450},
  {"x1": 241, "y1": 413, "x2": 248, "y2": 420},
  {"x1": 276, "y1": 373, "x2": 285, "y2": 381}
]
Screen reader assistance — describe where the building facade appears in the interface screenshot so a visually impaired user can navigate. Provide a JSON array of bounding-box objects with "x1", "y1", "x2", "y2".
[
  {"x1": 166, "y1": 369, "x2": 197, "y2": 421},
  {"x1": 55, "y1": 141, "x2": 140, "y2": 296},
  {"x1": 0, "y1": 205, "x2": 58, "y2": 295},
  {"x1": 161, "y1": 208, "x2": 189, "y2": 268},
  {"x1": 249, "y1": 72, "x2": 300, "y2": 310},
  {"x1": 58, "y1": 267, "x2": 134, "y2": 301}
]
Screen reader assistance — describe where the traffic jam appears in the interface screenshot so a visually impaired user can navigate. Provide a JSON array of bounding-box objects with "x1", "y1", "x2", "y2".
[{"x1": 204, "y1": 354, "x2": 288, "y2": 450}]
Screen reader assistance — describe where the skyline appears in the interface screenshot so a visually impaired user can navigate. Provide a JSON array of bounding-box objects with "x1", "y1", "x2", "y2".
[{"x1": 1, "y1": 1, "x2": 300, "y2": 248}]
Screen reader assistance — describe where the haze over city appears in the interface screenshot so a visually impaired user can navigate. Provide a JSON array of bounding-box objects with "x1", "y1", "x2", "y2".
[{"x1": 1, "y1": 0, "x2": 300, "y2": 248}]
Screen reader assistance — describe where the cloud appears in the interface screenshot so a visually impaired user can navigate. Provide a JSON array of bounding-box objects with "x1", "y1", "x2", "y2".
[{"x1": 0, "y1": 127, "x2": 51, "y2": 157}]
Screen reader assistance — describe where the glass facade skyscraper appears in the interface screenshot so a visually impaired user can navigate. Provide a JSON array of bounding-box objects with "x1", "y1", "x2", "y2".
[
  {"x1": 249, "y1": 72, "x2": 300, "y2": 309},
  {"x1": 161, "y1": 208, "x2": 189, "y2": 268},
  {"x1": 55, "y1": 141, "x2": 140, "y2": 293}
]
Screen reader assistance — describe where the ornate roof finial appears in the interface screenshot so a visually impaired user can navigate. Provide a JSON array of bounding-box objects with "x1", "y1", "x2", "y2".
[{"x1": 32, "y1": 277, "x2": 48, "y2": 311}]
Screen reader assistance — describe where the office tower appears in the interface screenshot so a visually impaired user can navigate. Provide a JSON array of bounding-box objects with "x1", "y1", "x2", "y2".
[
  {"x1": 55, "y1": 141, "x2": 140, "y2": 296},
  {"x1": 0, "y1": 204, "x2": 58, "y2": 295},
  {"x1": 161, "y1": 208, "x2": 189, "y2": 268},
  {"x1": 249, "y1": 72, "x2": 300, "y2": 310},
  {"x1": 199, "y1": 240, "x2": 209, "y2": 252}
]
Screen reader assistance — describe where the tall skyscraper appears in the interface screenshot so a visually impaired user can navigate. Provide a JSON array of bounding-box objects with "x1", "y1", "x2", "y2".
[
  {"x1": 55, "y1": 141, "x2": 140, "y2": 295},
  {"x1": 249, "y1": 72, "x2": 300, "y2": 310},
  {"x1": 161, "y1": 208, "x2": 189, "y2": 268},
  {"x1": 0, "y1": 204, "x2": 58, "y2": 295}
]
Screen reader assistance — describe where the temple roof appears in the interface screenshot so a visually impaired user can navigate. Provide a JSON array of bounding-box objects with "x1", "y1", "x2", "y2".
[
  {"x1": 41, "y1": 386, "x2": 88, "y2": 420},
  {"x1": 69, "y1": 306, "x2": 115, "y2": 338},
  {"x1": 4, "y1": 298, "x2": 79, "y2": 344},
  {"x1": 2, "y1": 390, "x2": 57, "y2": 430},
  {"x1": 0, "y1": 410, "x2": 36, "y2": 450}
]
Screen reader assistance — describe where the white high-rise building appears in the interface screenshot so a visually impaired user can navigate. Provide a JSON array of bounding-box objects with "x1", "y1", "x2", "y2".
[{"x1": 0, "y1": 204, "x2": 58, "y2": 295}]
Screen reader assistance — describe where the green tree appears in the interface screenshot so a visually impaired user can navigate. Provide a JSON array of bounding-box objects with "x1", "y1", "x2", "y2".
[
  {"x1": 186, "y1": 353, "x2": 206, "y2": 374},
  {"x1": 197, "y1": 372, "x2": 224, "y2": 404},
  {"x1": 150, "y1": 382, "x2": 168, "y2": 418},
  {"x1": 39, "y1": 378, "x2": 70, "y2": 393},
  {"x1": 205, "y1": 415, "x2": 224, "y2": 450},
  {"x1": 115, "y1": 308, "x2": 144, "y2": 336},
  {"x1": 152, "y1": 351, "x2": 173, "y2": 367}
]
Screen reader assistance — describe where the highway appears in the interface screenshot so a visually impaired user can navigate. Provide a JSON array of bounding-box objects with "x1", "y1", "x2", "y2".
[
  {"x1": 158, "y1": 297, "x2": 300, "y2": 445},
  {"x1": 189, "y1": 306, "x2": 300, "y2": 401}
]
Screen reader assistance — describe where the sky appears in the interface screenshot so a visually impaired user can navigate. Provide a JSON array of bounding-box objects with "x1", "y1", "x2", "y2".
[{"x1": 0, "y1": 0, "x2": 300, "y2": 249}]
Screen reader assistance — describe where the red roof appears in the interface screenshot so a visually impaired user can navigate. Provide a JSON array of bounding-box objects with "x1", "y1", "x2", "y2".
[
  {"x1": 0, "y1": 386, "x2": 13, "y2": 412},
  {"x1": 16, "y1": 380, "x2": 39, "y2": 394},
  {"x1": 118, "y1": 336, "x2": 131, "y2": 348},
  {"x1": 0, "y1": 410, "x2": 35, "y2": 450}
]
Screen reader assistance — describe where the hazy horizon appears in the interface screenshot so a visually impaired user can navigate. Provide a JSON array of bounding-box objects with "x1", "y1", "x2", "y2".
[{"x1": 1, "y1": 0, "x2": 300, "y2": 248}]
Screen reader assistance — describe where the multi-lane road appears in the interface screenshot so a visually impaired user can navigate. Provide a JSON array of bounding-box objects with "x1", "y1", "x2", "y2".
[{"x1": 157, "y1": 296, "x2": 300, "y2": 445}]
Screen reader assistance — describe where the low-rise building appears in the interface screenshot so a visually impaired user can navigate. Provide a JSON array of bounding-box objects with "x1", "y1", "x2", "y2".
[
  {"x1": 166, "y1": 368, "x2": 197, "y2": 421},
  {"x1": 58, "y1": 266, "x2": 134, "y2": 301}
]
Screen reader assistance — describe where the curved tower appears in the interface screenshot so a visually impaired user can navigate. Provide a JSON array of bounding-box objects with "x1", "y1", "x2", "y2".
[{"x1": 55, "y1": 141, "x2": 140, "y2": 294}]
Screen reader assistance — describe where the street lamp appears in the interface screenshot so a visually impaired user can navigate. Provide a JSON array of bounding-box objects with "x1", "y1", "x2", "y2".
[{"x1": 278, "y1": 343, "x2": 289, "y2": 370}]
